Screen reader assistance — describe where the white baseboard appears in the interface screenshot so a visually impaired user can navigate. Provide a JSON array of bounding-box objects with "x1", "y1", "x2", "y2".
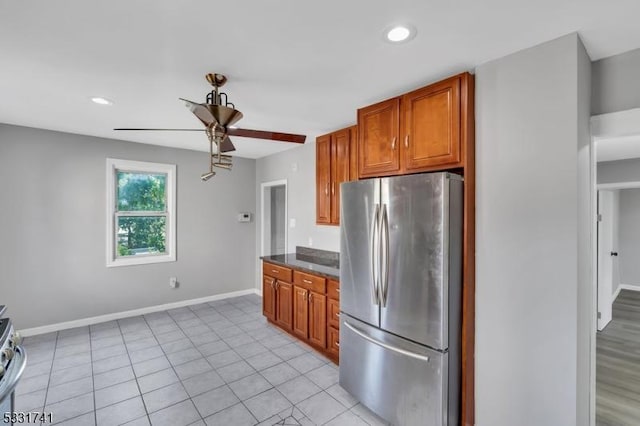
[
  {"x1": 20, "y1": 288, "x2": 262, "y2": 337},
  {"x1": 611, "y1": 283, "x2": 640, "y2": 302},
  {"x1": 619, "y1": 283, "x2": 640, "y2": 292},
  {"x1": 613, "y1": 285, "x2": 622, "y2": 302}
]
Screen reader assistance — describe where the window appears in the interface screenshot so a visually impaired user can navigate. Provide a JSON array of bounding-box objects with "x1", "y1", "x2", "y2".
[{"x1": 106, "y1": 159, "x2": 176, "y2": 267}]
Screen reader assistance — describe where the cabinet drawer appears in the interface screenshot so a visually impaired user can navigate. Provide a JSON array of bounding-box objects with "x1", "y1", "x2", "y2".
[
  {"x1": 328, "y1": 325, "x2": 340, "y2": 357},
  {"x1": 328, "y1": 298, "x2": 340, "y2": 329},
  {"x1": 293, "y1": 271, "x2": 326, "y2": 293},
  {"x1": 327, "y1": 280, "x2": 340, "y2": 300},
  {"x1": 263, "y1": 262, "x2": 292, "y2": 281}
]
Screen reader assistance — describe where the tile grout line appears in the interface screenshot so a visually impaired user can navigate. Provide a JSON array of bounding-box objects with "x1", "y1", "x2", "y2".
[
  {"x1": 38, "y1": 332, "x2": 58, "y2": 426},
  {"x1": 207, "y1": 302, "x2": 305, "y2": 425},
  {"x1": 87, "y1": 325, "x2": 99, "y2": 426},
  {"x1": 183, "y1": 302, "x2": 260, "y2": 423},
  {"x1": 139, "y1": 310, "x2": 204, "y2": 423},
  {"x1": 116, "y1": 317, "x2": 154, "y2": 425}
]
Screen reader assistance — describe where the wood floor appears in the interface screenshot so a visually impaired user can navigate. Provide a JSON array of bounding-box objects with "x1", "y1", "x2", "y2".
[{"x1": 597, "y1": 290, "x2": 640, "y2": 426}]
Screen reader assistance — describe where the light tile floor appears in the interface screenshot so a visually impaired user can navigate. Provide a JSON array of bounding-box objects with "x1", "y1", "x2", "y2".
[{"x1": 18, "y1": 294, "x2": 389, "y2": 426}]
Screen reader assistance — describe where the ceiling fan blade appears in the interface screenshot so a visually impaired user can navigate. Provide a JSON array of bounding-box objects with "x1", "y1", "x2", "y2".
[
  {"x1": 180, "y1": 98, "x2": 215, "y2": 127},
  {"x1": 227, "y1": 128, "x2": 306, "y2": 144},
  {"x1": 220, "y1": 136, "x2": 235, "y2": 153},
  {"x1": 114, "y1": 128, "x2": 205, "y2": 131}
]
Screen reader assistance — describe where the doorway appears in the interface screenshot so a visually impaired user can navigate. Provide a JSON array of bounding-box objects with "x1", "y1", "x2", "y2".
[
  {"x1": 261, "y1": 180, "x2": 288, "y2": 257},
  {"x1": 596, "y1": 189, "x2": 617, "y2": 330},
  {"x1": 591, "y1": 108, "x2": 640, "y2": 425}
]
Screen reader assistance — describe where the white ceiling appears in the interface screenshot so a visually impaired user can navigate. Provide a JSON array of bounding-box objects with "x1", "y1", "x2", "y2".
[{"x1": 2, "y1": 1, "x2": 640, "y2": 159}]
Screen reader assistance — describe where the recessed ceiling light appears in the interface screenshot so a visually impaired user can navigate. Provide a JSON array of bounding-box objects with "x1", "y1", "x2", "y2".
[
  {"x1": 91, "y1": 97, "x2": 113, "y2": 105},
  {"x1": 385, "y1": 25, "x2": 416, "y2": 43}
]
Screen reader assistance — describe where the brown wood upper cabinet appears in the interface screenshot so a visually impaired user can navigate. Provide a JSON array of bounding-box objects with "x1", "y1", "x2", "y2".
[
  {"x1": 358, "y1": 98, "x2": 400, "y2": 177},
  {"x1": 358, "y1": 72, "x2": 469, "y2": 178},
  {"x1": 316, "y1": 126, "x2": 357, "y2": 225}
]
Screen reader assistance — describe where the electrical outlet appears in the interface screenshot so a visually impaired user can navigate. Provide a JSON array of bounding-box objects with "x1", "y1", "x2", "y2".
[
  {"x1": 289, "y1": 218, "x2": 296, "y2": 228},
  {"x1": 308, "y1": 237, "x2": 313, "y2": 246},
  {"x1": 169, "y1": 277, "x2": 178, "y2": 288}
]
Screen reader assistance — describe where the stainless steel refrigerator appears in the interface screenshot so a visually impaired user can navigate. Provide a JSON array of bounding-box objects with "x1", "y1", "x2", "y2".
[{"x1": 339, "y1": 172, "x2": 463, "y2": 426}]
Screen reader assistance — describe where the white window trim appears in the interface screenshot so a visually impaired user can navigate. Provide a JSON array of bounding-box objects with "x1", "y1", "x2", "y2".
[{"x1": 106, "y1": 158, "x2": 177, "y2": 267}]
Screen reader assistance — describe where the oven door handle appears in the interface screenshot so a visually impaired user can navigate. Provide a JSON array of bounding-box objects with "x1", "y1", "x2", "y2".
[{"x1": 0, "y1": 346, "x2": 27, "y2": 404}]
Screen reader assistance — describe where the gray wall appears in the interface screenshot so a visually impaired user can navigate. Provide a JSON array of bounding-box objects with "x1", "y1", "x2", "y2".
[
  {"x1": 475, "y1": 33, "x2": 590, "y2": 425},
  {"x1": 619, "y1": 189, "x2": 640, "y2": 286},
  {"x1": 255, "y1": 140, "x2": 340, "y2": 289},
  {"x1": 592, "y1": 47, "x2": 640, "y2": 115},
  {"x1": 576, "y1": 36, "x2": 592, "y2": 426},
  {"x1": 598, "y1": 158, "x2": 640, "y2": 184},
  {"x1": 0, "y1": 124, "x2": 256, "y2": 330},
  {"x1": 256, "y1": 141, "x2": 339, "y2": 253}
]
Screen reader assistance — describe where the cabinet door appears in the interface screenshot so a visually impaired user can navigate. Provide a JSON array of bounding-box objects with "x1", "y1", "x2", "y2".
[
  {"x1": 327, "y1": 298, "x2": 340, "y2": 329},
  {"x1": 316, "y1": 135, "x2": 331, "y2": 224},
  {"x1": 309, "y1": 292, "x2": 327, "y2": 348},
  {"x1": 293, "y1": 286, "x2": 309, "y2": 339},
  {"x1": 262, "y1": 275, "x2": 276, "y2": 322},
  {"x1": 331, "y1": 129, "x2": 351, "y2": 225},
  {"x1": 349, "y1": 126, "x2": 358, "y2": 182},
  {"x1": 276, "y1": 281, "x2": 293, "y2": 331},
  {"x1": 402, "y1": 76, "x2": 461, "y2": 171},
  {"x1": 327, "y1": 326, "x2": 340, "y2": 359},
  {"x1": 358, "y1": 97, "x2": 400, "y2": 178}
]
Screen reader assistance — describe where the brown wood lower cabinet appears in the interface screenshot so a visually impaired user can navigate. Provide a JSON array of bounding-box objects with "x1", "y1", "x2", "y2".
[
  {"x1": 308, "y1": 292, "x2": 327, "y2": 348},
  {"x1": 292, "y1": 286, "x2": 309, "y2": 339},
  {"x1": 275, "y1": 281, "x2": 293, "y2": 331},
  {"x1": 327, "y1": 326, "x2": 340, "y2": 359},
  {"x1": 262, "y1": 275, "x2": 276, "y2": 322},
  {"x1": 262, "y1": 261, "x2": 339, "y2": 363}
]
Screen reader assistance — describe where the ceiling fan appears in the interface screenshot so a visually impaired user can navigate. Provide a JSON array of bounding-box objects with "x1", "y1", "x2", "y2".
[{"x1": 114, "y1": 73, "x2": 306, "y2": 181}]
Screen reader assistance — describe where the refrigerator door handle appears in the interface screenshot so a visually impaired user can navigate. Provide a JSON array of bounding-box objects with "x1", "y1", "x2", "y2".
[
  {"x1": 343, "y1": 321, "x2": 430, "y2": 363},
  {"x1": 380, "y1": 203, "x2": 390, "y2": 307},
  {"x1": 370, "y1": 203, "x2": 381, "y2": 305}
]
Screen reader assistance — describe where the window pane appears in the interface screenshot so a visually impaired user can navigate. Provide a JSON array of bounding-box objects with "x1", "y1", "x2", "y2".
[
  {"x1": 117, "y1": 172, "x2": 166, "y2": 211},
  {"x1": 117, "y1": 216, "x2": 167, "y2": 256}
]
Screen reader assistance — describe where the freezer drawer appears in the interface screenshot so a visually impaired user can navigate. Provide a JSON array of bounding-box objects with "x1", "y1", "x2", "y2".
[{"x1": 339, "y1": 316, "x2": 457, "y2": 426}]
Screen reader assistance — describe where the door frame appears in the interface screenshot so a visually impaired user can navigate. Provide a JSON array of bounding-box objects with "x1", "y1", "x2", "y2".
[
  {"x1": 589, "y1": 107, "x2": 640, "y2": 425},
  {"x1": 260, "y1": 179, "x2": 288, "y2": 257}
]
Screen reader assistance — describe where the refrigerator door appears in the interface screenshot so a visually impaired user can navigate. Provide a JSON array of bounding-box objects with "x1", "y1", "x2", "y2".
[
  {"x1": 340, "y1": 179, "x2": 381, "y2": 327},
  {"x1": 340, "y1": 315, "x2": 452, "y2": 426},
  {"x1": 379, "y1": 173, "x2": 463, "y2": 351}
]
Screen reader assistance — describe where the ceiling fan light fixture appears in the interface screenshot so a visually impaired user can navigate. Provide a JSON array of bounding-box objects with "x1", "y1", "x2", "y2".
[
  {"x1": 91, "y1": 96, "x2": 113, "y2": 105},
  {"x1": 385, "y1": 25, "x2": 416, "y2": 43},
  {"x1": 200, "y1": 171, "x2": 216, "y2": 181}
]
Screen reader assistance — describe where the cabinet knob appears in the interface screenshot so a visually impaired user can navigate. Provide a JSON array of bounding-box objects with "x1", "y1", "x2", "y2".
[
  {"x1": 391, "y1": 137, "x2": 397, "y2": 150},
  {"x1": 325, "y1": 183, "x2": 329, "y2": 196},
  {"x1": 332, "y1": 182, "x2": 335, "y2": 195},
  {"x1": 405, "y1": 135, "x2": 409, "y2": 148},
  {"x1": 303, "y1": 279, "x2": 313, "y2": 284}
]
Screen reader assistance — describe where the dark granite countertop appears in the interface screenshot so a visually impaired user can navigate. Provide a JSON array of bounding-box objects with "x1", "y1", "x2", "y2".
[{"x1": 261, "y1": 251, "x2": 339, "y2": 280}]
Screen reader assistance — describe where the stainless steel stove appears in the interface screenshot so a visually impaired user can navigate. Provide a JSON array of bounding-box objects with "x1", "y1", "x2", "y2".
[{"x1": 0, "y1": 306, "x2": 26, "y2": 425}]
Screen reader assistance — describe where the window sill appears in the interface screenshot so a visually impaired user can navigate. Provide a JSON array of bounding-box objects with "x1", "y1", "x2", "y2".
[{"x1": 106, "y1": 254, "x2": 176, "y2": 268}]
